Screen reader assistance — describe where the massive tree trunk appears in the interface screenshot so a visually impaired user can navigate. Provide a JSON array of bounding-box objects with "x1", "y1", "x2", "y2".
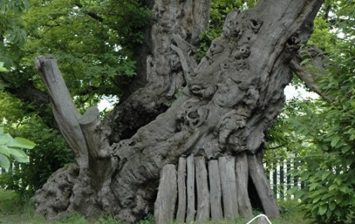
[{"x1": 33, "y1": 0, "x2": 323, "y2": 223}]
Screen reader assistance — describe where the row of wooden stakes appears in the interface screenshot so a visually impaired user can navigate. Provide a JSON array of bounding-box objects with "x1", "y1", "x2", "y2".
[{"x1": 154, "y1": 155, "x2": 257, "y2": 224}]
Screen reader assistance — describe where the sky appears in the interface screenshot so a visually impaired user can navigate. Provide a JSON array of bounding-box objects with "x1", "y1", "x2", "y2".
[{"x1": 284, "y1": 85, "x2": 319, "y2": 101}]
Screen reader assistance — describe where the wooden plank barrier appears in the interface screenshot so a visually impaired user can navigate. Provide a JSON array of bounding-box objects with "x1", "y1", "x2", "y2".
[{"x1": 154, "y1": 156, "x2": 255, "y2": 224}]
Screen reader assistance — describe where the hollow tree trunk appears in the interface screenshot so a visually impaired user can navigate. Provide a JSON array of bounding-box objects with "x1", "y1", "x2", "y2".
[{"x1": 33, "y1": 0, "x2": 323, "y2": 223}]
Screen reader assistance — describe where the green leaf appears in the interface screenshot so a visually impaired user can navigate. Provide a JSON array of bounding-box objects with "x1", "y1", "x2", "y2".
[
  {"x1": 0, "y1": 133, "x2": 12, "y2": 145},
  {"x1": 340, "y1": 186, "x2": 350, "y2": 193},
  {"x1": 0, "y1": 62, "x2": 8, "y2": 72},
  {"x1": 318, "y1": 204, "x2": 328, "y2": 216},
  {"x1": 8, "y1": 148, "x2": 29, "y2": 163},
  {"x1": 329, "y1": 202, "x2": 336, "y2": 211},
  {"x1": 300, "y1": 58, "x2": 311, "y2": 66},
  {"x1": 330, "y1": 136, "x2": 340, "y2": 148},
  {"x1": 8, "y1": 137, "x2": 35, "y2": 149},
  {"x1": 0, "y1": 145, "x2": 11, "y2": 156},
  {"x1": 0, "y1": 80, "x2": 8, "y2": 90},
  {"x1": 0, "y1": 154, "x2": 10, "y2": 170}
]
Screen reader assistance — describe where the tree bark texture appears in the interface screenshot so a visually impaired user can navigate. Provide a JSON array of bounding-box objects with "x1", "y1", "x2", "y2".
[
  {"x1": 104, "y1": 0, "x2": 211, "y2": 143},
  {"x1": 33, "y1": 0, "x2": 323, "y2": 223}
]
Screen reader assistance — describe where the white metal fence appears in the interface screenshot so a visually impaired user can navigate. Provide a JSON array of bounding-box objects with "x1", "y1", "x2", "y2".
[{"x1": 266, "y1": 159, "x2": 303, "y2": 200}]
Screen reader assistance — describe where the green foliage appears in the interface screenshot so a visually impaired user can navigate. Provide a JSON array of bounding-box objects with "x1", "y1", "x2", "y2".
[
  {"x1": 294, "y1": 2, "x2": 354, "y2": 222},
  {"x1": 0, "y1": 0, "x2": 28, "y2": 66},
  {"x1": 299, "y1": 48, "x2": 354, "y2": 224},
  {"x1": 20, "y1": 0, "x2": 139, "y2": 101},
  {"x1": 0, "y1": 62, "x2": 35, "y2": 170},
  {"x1": 1, "y1": 0, "x2": 151, "y2": 109},
  {"x1": 0, "y1": 116, "x2": 73, "y2": 195},
  {"x1": 0, "y1": 62, "x2": 8, "y2": 72},
  {"x1": 267, "y1": 98, "x2": 354, "y2": 224},
  {"x1": 0, "y1": 127, "x2": 35, "y2": 169},
  {"x1": 0, "y1": 189, "x2": 22, "y2": 215},
  {"x1": 266, "y1": 2, "x2": 355, "y2": 221},
  {"x1": 264, "y1": 99, "x2": 308, "y2": 169},
  {"x1": 100, "y1": 0, "x2": 151, "y2": 50},
  {"x1": 0, "y1": 62, "x2": 8, "y2": 89},
  {"x1": 0, "y1": 92, "x2": 72, "y2": 195},
  {"x1": 284, "y1": 100, "x2": 354, "y2": 223}
]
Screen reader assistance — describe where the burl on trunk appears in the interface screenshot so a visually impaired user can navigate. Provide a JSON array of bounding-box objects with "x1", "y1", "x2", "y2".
[{"x1": 33, "y1": 0, "x2": 323, "y2": 223}]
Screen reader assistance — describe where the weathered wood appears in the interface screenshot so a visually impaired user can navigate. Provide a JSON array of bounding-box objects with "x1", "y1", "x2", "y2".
[
  {"x1": 36, "y1": 57, "x2": 112, "y2": 192},
  {"x1": 79, "y1": 106, "x2": 109, "y2": 190},
  {"x1": 219, "y1": 156, "x2": 238, "y2": 219},
  {"x1": 79, "y1": 106, "x2": 100, "y2": 158},
  {"x1": 208, "y1": 160, "x2": 223, "y2": 220},
  {"x1": 195, "y1": 156, "x2": 210, "y2": 222},
  {"x1": 235, "y1": 154, "x2": 252, "y2": 218},
  {"x1": 226, "y1": 157, "x2": 239, "y2": 218},
  {"x1": 154, "y1": 164, "x2": 177, "y2": 224},
  {"x1": 107, "y1": 0, "x2": 212, "y2": 143},
  {"x1": 35, "y1": 56, "x2": 88, "y2": 168},
  {"x1": 248, "y1": 155, "x2": 280, "y2": 218},
  {"x1": 176, "y1": 157, "x2": 187, "y2": 223},
  {"x1": 186, "y1": 155, "x2": 195, "y2": 223}
]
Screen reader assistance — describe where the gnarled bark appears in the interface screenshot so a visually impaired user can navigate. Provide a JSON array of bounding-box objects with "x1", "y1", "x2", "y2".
[
  {"x1": 33, "y1": 0, "x2": 323, "y2": 223},
  {"x1": 105, "y1": 0, "x2": 211, "y2": 143}
]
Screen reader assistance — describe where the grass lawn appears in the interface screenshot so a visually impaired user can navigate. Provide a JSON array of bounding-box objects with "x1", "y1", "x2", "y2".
[{"x1": 0, "y1": 189, "x2": 311, "y2": 224}]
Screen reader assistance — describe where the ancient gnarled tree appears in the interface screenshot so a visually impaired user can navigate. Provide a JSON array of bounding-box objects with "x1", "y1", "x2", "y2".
[{"x1": 33, "y1": 0, "x2": 323, "y2": 223}]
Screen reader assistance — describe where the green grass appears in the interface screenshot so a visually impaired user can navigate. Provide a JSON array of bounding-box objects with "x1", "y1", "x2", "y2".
[
  {"x1": 0, "y1": 190, "x2": 310, "y2": 224},
  {"x1": 184, "y1": 201, "x2": 311, "y2": 224}
]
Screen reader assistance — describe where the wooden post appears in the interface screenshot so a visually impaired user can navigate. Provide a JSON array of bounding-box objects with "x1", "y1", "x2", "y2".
[
  {"x1": 219, "y1": 156, "x2": 238, "y2": 219},
  {"x1": 248, "y1": 155, "x2": 280, "y2": 218},
  {"x1": 208, "y1": 160, "x2": 223, "y2": 220},
  {"x1": 195, "y1": 156, "x2": 210, "y2": 222},
  {"x1": 235, "y1": 154, "x2": 252, "y2": 217},
  {"x1": 176, "y1": 157, "x2": 187, "y2": 223},
  {"x1": 186, "y1": 155, "x2": 195, "y2": 223},
  {"x1": 154, "y1": 164, "x2": 177, "y2": 224}
]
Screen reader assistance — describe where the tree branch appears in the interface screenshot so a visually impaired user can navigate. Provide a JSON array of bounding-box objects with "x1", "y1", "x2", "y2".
[
  {"x1": 289, "y1": 59, "x2": 330, "y2": 101},
  {"x1": 266, "y1": 144, "x2": 287, "y2": 150},
  {"x1": 289, "y1": 46, "x2": 332, "y2": 102},
  {"x1": 74, "y1": 3, "x2": 104, "y2": 22},
  {"x1": 7, "y1": 82, "x2": 49, "y2": 105}
]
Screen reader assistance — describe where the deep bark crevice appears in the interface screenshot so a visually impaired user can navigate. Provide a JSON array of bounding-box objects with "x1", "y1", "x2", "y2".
[{"x1": 248, "y1": 168, "x2": 263, "y2": 212}]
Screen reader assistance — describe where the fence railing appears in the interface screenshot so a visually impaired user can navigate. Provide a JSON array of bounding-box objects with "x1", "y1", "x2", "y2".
[
  {"x1": 266, "y1": 159, "x2": 303, "y2": 200},
  {"x1": 0, "y1": 163, "x2": 22, "y2": 175}
]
